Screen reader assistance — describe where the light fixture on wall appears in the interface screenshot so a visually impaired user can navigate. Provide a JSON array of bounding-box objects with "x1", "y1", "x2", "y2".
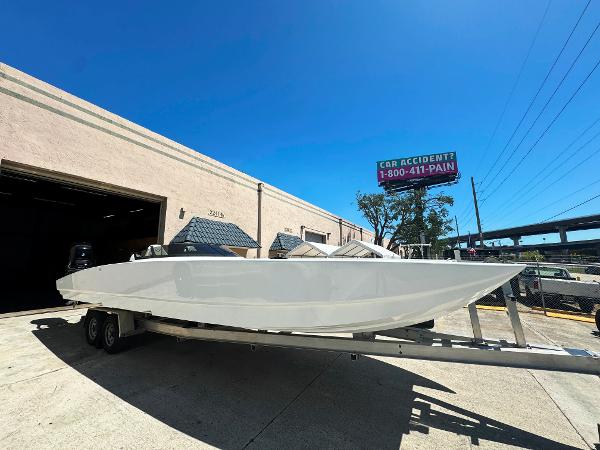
[{"x1": 179, "y1": 207, "x2": 185, "y2": 219}]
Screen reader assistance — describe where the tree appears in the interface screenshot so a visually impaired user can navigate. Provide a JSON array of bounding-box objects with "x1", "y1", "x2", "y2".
[
  {"x1": 356, "y1": 189, "x2": 454, "y2": 256},
  {"x1": 521, "y1": 250, "x2": 544, "y2": 262},
  {"x1": 355, "y1": 192, "x2": 396, "y2": 246}
]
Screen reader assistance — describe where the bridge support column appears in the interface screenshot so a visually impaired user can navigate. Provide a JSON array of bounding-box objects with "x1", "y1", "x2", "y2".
[
  {"x1": 558, "y1": 227, "x2": 568, "y2": 243},
  {"x1": 511, "y1": 236, "x2": 521, "y2": 258},
  {"x1": 557, "y1": 227, "x2": 569, "y2": 255}
]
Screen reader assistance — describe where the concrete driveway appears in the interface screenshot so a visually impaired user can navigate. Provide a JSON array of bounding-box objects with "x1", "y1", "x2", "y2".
[{"x1": 1, "y1": 307, "x2": 599, "y2": 449}]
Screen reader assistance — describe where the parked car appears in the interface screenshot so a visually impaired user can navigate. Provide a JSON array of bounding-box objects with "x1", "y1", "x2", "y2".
[
  {"x1": 519, "y1": 265, "x2": 599, "y2": 314},
  {"x1": 519, "y1": 266, "x2": 574, "y2": 295},
  {"x1": 584, "y1": 265, "x2": 600, "y2": 275},
  {"x1": 66, "y1": 243, "x2": 95, "y2": 274}
]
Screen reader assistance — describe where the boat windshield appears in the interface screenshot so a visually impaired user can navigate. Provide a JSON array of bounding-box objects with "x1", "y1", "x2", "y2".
[{"x1": 522, "y1": 266, "x2": 568, "y2": 278}]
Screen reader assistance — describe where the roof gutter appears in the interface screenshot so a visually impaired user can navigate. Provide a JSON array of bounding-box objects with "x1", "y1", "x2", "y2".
[{"x1": 257, "y1": 182, "x2": 263, "y2": 258}]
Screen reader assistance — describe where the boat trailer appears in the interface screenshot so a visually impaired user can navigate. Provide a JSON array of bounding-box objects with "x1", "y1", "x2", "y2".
[{"x1": 83, "y1": 286, "x2": 599, "y2": 376}]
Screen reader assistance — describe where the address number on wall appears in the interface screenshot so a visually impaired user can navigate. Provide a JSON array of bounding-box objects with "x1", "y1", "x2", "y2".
[{"x1": 209, "y1": 209, "x2": 225, "y2": 219}]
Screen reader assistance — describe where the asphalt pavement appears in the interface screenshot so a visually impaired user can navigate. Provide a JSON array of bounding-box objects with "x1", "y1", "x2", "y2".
[{"x1": 1, "y1": 307, "x2": 599, "y2": 449}]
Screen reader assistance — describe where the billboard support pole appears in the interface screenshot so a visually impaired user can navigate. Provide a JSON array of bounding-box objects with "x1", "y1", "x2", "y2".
[{"x1": 470, "y1": 176, "x2": 484, "y2": 248}]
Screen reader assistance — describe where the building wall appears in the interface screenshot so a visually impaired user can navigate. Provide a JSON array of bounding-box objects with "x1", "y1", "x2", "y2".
[{"x1": 0, "y1": 63, "x2": 374, "y2": 256}]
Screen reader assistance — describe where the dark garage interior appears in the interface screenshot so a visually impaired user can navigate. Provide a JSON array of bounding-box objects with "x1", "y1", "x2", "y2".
[{"x1": 0, "y1": 169, "x2": 162, "y2": 313}]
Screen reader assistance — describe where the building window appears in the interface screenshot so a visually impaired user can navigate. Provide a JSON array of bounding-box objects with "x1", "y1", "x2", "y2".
[{"x1": 305, "y1": 231, "x2": 326, "y2": 244}]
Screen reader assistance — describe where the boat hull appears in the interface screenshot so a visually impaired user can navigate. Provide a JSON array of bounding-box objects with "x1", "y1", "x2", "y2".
[{"x1": 56, "y1": 257, "x2": 523, "y2": 333}]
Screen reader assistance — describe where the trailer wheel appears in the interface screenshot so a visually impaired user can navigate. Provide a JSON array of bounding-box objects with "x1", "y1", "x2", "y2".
[
  {"x1": 84, "y1": 311, "x2": 105, "y2": 348},
  {"x1": 596, "y1": 309, "x2": 600, "y2": 332},
  {"x1": 101, "y1": 315, "x2": 125, "y2": 354}
]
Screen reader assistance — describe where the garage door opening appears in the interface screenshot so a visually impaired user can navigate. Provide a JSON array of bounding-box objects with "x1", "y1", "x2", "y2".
[
  {"x1": 304, "y1": 230, "x2": 327, "y2": 244},
  {"x1": 0, "y1": 169, "x2": 163, "y2": 313}
]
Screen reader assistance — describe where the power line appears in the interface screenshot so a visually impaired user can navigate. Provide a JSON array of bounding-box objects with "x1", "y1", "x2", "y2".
[
  {"x1": 503, "y1": 114, "x2": 600, "y2": 199},
  {"x1": 542, "y1": 192, "x2": 600, "y2": 222},
  {"x1": 457, "y1": 200, "x2": 479, "y2": 227},
  {"x1": 454, "y1": 182, "x2": 479, "y2": 223},
  {"x1": 536, "y1": 176, "x2": 600, "y2": 213},
  {"x1": 478, "y1": 0, "x2": 554, "y2": 186},
  {"x1": 481, "y1": 118, "x2": 600, "y2": 223},
  {"x1": 456, "y1": 201, "x2": 473, "y2": 221},
  {"x1": 481, "y1": 51, "x2": 600, "y2": 204},
  {"x1": 491, "y1": 171, "x2": 600, "y2": 228},
  {"x1": 520, "y1": 142, "x2": 600, "y2": 203},
  {"x1": 481, "y1": 4, "x2": 597, "y2": 194},
  {"x1": 455, "y1": 197, "x2": 472, "y2": 217},
  {"x1": 515, "y1": 128, "x2": 600, "y2": 201},
  {"x1": 483, "y1": 21, "x2": 599, "y2": 194}
]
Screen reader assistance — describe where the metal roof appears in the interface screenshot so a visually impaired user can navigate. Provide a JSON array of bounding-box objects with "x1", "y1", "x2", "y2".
[
  {"x1": 170, "y1": 217, "x2": 260, "y2": 248},
  {"x1": 269, "y1": 233, "x2": 304, "y2": 251}
]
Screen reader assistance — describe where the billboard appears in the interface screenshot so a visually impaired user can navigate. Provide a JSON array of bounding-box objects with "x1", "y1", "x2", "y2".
[{"x1": 377, "y1": 151, "x2": 459, "y2": 192}]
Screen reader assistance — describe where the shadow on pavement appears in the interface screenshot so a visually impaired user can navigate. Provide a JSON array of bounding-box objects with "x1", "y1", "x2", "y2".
[{"x1": 30, "y1": 316, "x2": 581, "y2": 449}]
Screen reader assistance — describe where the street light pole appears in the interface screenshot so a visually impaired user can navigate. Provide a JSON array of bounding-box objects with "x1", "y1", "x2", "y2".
[{"x1": 471, "y1": 176, "x2": 484, "y2": 248}]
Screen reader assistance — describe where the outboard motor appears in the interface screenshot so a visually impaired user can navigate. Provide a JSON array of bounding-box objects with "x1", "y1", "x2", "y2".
[{"x1": 66, "y1": 243, "x2": 95, "y2": 274}]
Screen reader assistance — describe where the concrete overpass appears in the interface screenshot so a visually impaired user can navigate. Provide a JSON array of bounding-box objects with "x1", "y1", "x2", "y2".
[
  {"x1": 496, "y1": 238, "x2": 600, "y2": 255},
  {"x1": 455, "y1": 214, "x2": 600, "y2": 247}
]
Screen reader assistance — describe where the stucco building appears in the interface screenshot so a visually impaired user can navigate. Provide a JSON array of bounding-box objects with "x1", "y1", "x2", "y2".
[{"x1": 0, "y1": 63, "x2": 373, "y2": 311}]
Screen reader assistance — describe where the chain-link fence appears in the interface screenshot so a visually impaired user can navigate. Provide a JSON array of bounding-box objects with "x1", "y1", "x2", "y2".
[{"x1": 475, "y1": 260, "x2": 600, "y2": 317}]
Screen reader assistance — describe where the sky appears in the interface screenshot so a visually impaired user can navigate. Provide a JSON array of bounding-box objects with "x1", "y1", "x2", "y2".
[{"x1": 2, "y1": 0, "x2": 600, "y2": 245}]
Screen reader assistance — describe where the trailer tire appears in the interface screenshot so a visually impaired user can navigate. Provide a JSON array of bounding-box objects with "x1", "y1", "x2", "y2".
[
  {"x1": 84, "y1": 311, "x2": 105, "y2": 348},
  {"x1": 596, "y1": 308, "x2": 600, "y2": 332},
  {"x1": 101, "y1": 315, "x2": 125, "y2": 354}
]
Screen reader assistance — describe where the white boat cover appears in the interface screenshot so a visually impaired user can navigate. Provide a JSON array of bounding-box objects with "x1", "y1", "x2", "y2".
[
  {"x1": 286, "y1": 242, "x2": 340, "y2": 257},
  {"x1": 330, "y1": 240, "x2": 400, "y2": 259}
]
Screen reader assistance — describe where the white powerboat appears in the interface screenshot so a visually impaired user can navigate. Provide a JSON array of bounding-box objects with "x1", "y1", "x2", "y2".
[{"x1": 56, "y1": 244, "x2": 523, "y2": 333}]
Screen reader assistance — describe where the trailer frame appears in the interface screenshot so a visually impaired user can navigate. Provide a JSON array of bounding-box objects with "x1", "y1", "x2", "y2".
[{"x1": 86, "y1": 290, "x2": 600, "y2": 375}]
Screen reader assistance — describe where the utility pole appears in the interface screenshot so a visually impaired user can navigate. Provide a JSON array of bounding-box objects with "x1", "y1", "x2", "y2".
[
  {"x1": 470, "y1": 176, "x2": 484, "y2": 248},
  {"x1": 454, "y1": 215, "x2": 461, "y2": 249}
]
